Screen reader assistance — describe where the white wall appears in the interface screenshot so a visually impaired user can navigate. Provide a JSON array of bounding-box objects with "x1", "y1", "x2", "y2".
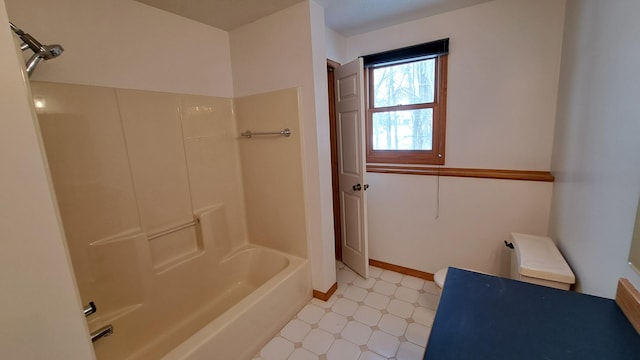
[
  {"x1": 230, "y1": 1, "x2": 336, "y2": 292},
  {"x1": 325, "y1": 27, "x2": 346, "y2": 64},
  {"x1": 346, "y1": 0, "x2": 564, "y2": 170},
  {"x1": 309, "y1": 1, "x2": 339, "y2": 292},
  {"x1": 368, "y1": 175, "x2": 553, "y2": 276},
  {"x1": 549, "y1": 0, "x2": 640, "y2": 298},
  {"x1": 344, "y1": 0, "x2": 566, "y2": 275},
  {"x1": 4, "y1": 0, "x2": 233, "y2": 97},
  {"x1": 0, "y1": 2, "x2": 95, "y2": 358}
]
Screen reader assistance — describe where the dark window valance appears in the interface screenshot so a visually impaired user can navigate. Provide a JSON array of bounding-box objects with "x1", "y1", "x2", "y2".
[{"x1": 362, "y1": 38, "x2": 449, "y2": 68}]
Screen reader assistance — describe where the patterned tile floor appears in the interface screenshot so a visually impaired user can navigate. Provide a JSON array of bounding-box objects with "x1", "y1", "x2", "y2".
[{"x1": 253, "y1": 262, "x2": 441, "y2": 360}]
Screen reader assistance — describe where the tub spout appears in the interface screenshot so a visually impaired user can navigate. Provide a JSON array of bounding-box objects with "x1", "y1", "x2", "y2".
[{"x1": 90, "y1": 324, "x2": 113, "y2": 343}]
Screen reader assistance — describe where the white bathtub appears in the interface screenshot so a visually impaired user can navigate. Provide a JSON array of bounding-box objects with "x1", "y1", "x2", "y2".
[
  {"x1": 90, "y1": 208, "x2": 311, "y2": 360},
  {"x1": 161, "y1": 245, "x2": 310, "y2": 360}
]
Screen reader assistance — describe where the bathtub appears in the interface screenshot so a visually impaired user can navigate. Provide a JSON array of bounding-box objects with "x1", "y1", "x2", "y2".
[
  {"x1": 88, "y1": 206, "x2": 311, "y2": 360},
  {"x1": 160, "y1": 245, "x2": 310, "y2": 360}
]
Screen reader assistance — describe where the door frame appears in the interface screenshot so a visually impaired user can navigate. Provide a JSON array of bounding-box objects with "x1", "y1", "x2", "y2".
[{"x1": 327, "y1": 58, "x2": 342, "y2": 261}]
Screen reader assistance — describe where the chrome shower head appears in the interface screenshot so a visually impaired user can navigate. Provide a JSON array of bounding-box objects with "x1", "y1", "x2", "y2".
[
  {"x1": 38, "y1": 43, "x2": 64, "y2": 60},
  {"x1": 25, "y1": 44, "x2": 64, "y2": 76},
  {"x1": 9, "y1": 21, "x2": 64, "y2": 77}
]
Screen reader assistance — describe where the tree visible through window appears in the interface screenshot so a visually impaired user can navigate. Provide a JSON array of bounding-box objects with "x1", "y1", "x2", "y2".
[
  {"x1": 372, "y1": 59, "x2": 435, "y2": 150},
  {"x1": 366, "y1": 53, "x2": 447, "y2": 165}
]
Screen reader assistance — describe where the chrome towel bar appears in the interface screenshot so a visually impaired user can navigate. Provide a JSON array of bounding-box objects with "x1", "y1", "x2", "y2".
[
  {"x1": 241, "y1": 128, "x2": 291, "y2": 138},
  {"x1": 148, "y1": 218, "x2": 200, "y2": 241}
]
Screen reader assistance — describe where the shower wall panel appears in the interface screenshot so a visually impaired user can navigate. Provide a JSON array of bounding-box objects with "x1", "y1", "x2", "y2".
[
  {"x1": 116, "y1": 89, "x2": 194, "y2": 236},
  {"x1": 179, "y1": 95, "x2": 247, "y2": 244},
  {"x1": 31, "y1": 82, "x2": 142, "y2": 297},
  {"x1": 235, "y1": 88, "x2": 308, "y2": 258}
]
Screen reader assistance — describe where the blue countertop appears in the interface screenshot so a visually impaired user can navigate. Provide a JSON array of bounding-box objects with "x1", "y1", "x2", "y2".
[{"x1": 423, "y1": 268, "x2": 640, "y2": 360}]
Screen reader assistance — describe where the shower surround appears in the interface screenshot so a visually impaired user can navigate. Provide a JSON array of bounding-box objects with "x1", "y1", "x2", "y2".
[{"x1": 31, "y1": 82, "x2": 310, "y2": 359}]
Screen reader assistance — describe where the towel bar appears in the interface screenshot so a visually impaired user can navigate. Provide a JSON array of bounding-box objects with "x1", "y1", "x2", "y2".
[
  {"x1": 241, "y1": 128, "x2": 291, "y2": 138},
  {"x1": 148, "y1": 218, "x2": 199, "y2": 240}
]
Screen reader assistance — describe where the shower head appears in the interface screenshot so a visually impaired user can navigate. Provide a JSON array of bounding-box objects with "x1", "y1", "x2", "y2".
[
  {"x1": 37, "y1": 43, "x2": 64, "y2": 60},
  {"x1": 25, "y1": 44, "x2": 64, "y2": 76},
  {"x1": 9, "y1": 21, "x2": 64, "y2": 77}
]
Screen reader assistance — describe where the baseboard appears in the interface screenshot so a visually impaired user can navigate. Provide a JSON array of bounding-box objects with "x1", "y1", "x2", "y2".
[
  {"x1": 313, "y1": 282, "x2": 338, "y2": 301},
  {"x1": 369, "y1": 259, "x2": 435, "y2": 281},
  {"x1": 616, "y1": 278, "x2": 640, "y2": 335}
]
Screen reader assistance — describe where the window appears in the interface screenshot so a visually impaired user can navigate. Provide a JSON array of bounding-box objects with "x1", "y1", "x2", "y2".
[{"x1": 364, "y1": 39, "x2": 448, "y2": 165}]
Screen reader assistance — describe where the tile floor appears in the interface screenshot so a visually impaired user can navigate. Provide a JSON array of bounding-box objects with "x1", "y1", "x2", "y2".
[{"x1": 253, "y1": 262, "x2": 441, "y2": 360}]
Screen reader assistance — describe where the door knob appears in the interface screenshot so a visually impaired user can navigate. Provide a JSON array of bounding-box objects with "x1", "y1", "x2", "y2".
[
  {"x1": 364, "y1": 184, "x2": 369, "y2": 191},
  {"x1": 352, "y1": 184, "x2": 362, "y2": 191}
]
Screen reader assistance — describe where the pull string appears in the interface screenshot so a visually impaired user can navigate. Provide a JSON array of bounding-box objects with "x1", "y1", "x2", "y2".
[{"x1": 435, "y1": 165, "x2": 441, "y2": 219}]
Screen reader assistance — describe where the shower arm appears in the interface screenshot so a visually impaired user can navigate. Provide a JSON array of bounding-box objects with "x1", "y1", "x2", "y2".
[
  {"x1": 10, "y1": 24, "x2": 35, "y2": 51},
  {"x1": 9, "y1": 21, "x2": 42, "y2": 53}
]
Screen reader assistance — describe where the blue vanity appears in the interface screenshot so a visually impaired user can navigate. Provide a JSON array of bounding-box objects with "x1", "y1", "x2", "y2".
[{"x1": 423, "y1": 268, "x2": 640, "y2": 359}]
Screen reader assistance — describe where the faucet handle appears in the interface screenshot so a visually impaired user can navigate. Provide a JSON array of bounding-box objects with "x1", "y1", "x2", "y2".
[{"x1": 83, "y1": 301, "x2": 96, "y2": 317}]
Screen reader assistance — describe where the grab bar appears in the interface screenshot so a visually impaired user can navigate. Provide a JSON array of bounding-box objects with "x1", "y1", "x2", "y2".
[
  {"x1": 240, "y1": 128, "x2": 291, "y2": 138},
  {"x1": 91, "y1": 325, "x2": 113, "y2": 343},
  {"x1": 83, "y1": 301, "x2": 96, "y2": 317},
  {"x1": 147, "y1": 218, "x2": 200, "y2": 240}
]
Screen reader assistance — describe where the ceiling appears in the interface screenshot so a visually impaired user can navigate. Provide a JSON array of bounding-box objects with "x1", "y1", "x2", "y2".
[
  {"x1": 135, "y1": 0, "x2": 494, "y2": 36},
  {"x1": 318, "y1": 0, "x2": 493, "y2": 36},
  {"x1": 135, "y1": 0, "x2": 303, "y2": 33}
]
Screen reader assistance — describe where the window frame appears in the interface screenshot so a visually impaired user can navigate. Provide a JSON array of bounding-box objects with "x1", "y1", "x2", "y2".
[{"x1": 365, "y1": 54, "x2": 448, "y2": 165}]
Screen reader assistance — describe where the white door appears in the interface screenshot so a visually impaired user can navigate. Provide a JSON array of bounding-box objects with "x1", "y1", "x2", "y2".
[{"x1": 335, "y1": 58, "x2": 369, "y2": 278}]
